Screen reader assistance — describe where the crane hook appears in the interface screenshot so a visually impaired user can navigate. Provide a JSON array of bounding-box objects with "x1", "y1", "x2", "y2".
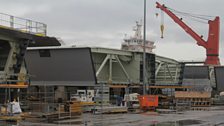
[{"x1": 160, "y1": 24, "x2": 164, "y2": 38}]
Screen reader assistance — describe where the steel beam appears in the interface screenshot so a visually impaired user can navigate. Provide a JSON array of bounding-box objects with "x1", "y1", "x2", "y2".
[
  {"x1": 148, "y1": 85, "x2": 192, "y2": 89},
  {"x1": 166, "y1": 64, "x2": 174, "y2": 81},
  {"x1": 174, "y1": 66, "x2": 179, "y2": 81},
  {"x1": 155, "y1": 62, "x2": 163, "y2": 76},
  {"x1": 156, "y1": 55, "x2": 179, "y2": 65},
  {"x1": 115, "y1": 55, "x2": 131, "y2": 82},
  {"x1": 109, "y1": 54, "x2": 113, "y2": 83},
  {"x1": 96, "y1": 54, "x2": 110, "y2": 77},
  {"x1": 0, "y1": 84, "x2": 28, "y2": 88},
  {"x1": 91, "y1": 47, "x2": 132, "y2": 56}
]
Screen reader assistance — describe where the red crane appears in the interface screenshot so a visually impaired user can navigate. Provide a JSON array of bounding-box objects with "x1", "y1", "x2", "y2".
[{"x1": 156, "y1": 2, "x2": 220, "y2": 65}]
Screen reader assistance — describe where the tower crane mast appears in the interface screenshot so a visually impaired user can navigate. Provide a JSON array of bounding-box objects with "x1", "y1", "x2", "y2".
[{"x1": 156, "y1": 2, "x2": 220, "y2": 65}]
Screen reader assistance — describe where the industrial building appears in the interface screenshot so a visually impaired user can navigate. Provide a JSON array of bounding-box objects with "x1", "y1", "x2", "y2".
[
  {"x1": 22, "y1": 20, "x2": 222, "y2": 105},
  {"x1": 0, "y1": 2, "x2": 224, "y2": 124},
  {"x1": 22, "y1": 20, "x2": 185, "y2": 103},
  {"x1": 24, "y1": 46, "x2": 185, "y2": 102}
]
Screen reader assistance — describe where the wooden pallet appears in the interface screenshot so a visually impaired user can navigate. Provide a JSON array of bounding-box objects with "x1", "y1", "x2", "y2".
[
  {"x1": 175, "y1": 91, "x2": 211, "y2": 108},
  {"x1": 0, "y1": 115, "x2": 22, "y2": 122},
  {"x1": 21, "y1": 113, "x2": 47, "y2": 122},
  {"x1": 176, "y1": 98, "x2": 211, "y2": 107},
  {"x1": 175, "y1": 91, "x2": 211, "y2": 98},
  {"x1": 64, "y1": 101, "x2": 82, "y2": 113}
]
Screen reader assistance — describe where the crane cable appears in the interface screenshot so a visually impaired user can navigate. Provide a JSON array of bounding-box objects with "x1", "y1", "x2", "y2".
[
  {"x1": 176, "y1": 14, "x2": 208, "y2": 24},
  {"x1": 156, "y1": 6, "x2": 212, "y2": 38},
  {"x1": 167, "y1": 7, "x2": 215, "y2": 21},
  {"x1": 156, "y1": 5, "x2": 216, "y2": 40}
]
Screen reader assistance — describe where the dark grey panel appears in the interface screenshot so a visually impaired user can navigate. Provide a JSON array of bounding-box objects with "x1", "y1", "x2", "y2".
[
  {"x1": 0, "y1": 27, "x2": 61, "y2": 47},
  {"x1": 28, "y1": 36, "x2": 61, "y2": 47},
  {"x1": 183, "y1": 66, "x2": 209, "y2": 79},
  {"x1": 182, "y1": 79, "x2": 211, "y2": 91},
  {"x1": 214, "y1": 67, "x2": 224, "y2": 91},
  {"x1": 25, "y1": 48, "x2": 96, "y2": 86}
]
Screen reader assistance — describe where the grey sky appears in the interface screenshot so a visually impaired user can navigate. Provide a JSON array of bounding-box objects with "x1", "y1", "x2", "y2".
[{"x1": 0, "y1": 0, "x2": 223, "y2": 63}]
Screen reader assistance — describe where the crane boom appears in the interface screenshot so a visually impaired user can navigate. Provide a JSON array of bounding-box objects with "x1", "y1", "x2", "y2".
[{"x1": 156, "y1": 2, "x2": 220, "y2": 65}]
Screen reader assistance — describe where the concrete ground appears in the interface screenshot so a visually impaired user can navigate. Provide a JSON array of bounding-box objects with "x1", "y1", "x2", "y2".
[{"x1": 18, "y1": 106, "x2": 224, "y2": 126}]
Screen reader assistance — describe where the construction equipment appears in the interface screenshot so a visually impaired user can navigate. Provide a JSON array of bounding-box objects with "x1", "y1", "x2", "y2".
[
  {"x1": 156, "y1": 2, "x2": 220, "y2": 65},
  {"x1": 123, "y1": 93, "x2": 140, "y2": 109},
  {"x1": 138, "y1": 95, "x2": 158, "y2": 111},
  {"x1": 70, "y1": 90, "x2": 94, "y2": 102},
  {"x1": 212, "y1": 92, "x2": 224, "y2": 105}
]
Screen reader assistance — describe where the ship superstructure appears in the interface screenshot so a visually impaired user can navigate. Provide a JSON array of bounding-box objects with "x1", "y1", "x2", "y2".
[{"x1": 121, "y1": 21, "x2": 155, "y2": 53}]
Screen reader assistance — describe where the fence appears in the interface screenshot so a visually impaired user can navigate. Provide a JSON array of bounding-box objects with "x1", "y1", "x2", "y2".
[{"x1": 0, "y1": 12, "x2": 47, "y2": 35}]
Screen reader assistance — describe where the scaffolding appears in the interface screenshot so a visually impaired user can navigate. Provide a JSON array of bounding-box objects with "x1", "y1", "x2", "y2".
[{"x1": 18, "y1": 85, "x2": 82, "y2": 123}]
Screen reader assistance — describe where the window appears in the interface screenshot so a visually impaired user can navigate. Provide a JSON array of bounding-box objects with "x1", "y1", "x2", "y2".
[{"x1": 39, "y1": 49, "x2": 51, "y2": 57}]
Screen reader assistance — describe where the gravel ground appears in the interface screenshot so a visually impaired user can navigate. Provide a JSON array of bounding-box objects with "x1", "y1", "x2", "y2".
[{"x1": 17, "y1": 106, "x2": 224, "y2": 126}]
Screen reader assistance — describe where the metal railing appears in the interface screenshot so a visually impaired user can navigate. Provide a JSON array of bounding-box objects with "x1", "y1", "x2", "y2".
[
  {"x1": 0, "y1": 12, "x2": 47, "y2": 36},
  {"x1": 0, "y1": 72, "x2": 29, "y2": 84}
]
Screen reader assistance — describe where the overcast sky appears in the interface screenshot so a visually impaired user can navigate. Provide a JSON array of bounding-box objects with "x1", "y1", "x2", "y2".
[{"x1": 0, "y1": 0, "x2": 223, "y2": 63}]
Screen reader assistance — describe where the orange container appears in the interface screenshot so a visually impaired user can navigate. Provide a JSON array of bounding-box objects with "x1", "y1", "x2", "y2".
[{"x1": 138, "y1": 95, "x2": 158, "y2": 109}]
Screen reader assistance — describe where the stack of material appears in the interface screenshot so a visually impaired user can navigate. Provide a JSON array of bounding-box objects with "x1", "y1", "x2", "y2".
[
  {"x1": 175, "y1": 91, "x2": 211, "y2": 111},
  {"x1": 81, "y1": 102, "x2": 95, "y2": 112},
  {"x1": 81, "y1": 102, "x2": 95, "y2": 106},
  {"x1": 0, "y1": 106, "x2": 7, "y2": 115},
  {"x1": 93, "y1": 106, "x2": 128, "y2": 114},
  {"x1": 22, "y1": 113, "x2": 47, "y2": 123},
  {"x1": 0, "y1": 115, "x2": 23, "y2": 122},
  {"x1": 58, "y1": 104, "x2": 65, "y2": 113},
  {"x1": 175, "y1": 91, "x2": 211, "y2": 98},
  {"x1": 65, "y1": 101, "x2": 82, "y2": 114},
  {"x1": 22, "y1": 102, "x2": 82, "y2": 123}
]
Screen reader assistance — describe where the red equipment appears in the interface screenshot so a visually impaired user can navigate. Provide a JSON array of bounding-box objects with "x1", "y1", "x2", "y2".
[
  {"x1": 156, "y1": 2, "x2": 220, "y2": 65},
  {"x1": 138, "y1": 95, "x2": 158, "y2": 110}
]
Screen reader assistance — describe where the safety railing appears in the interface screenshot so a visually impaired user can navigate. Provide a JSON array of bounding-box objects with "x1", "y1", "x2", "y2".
[
  {"x1": 0, "y1": 12, "x2": 47, "y2": 36},
  {"x1": 0, "y1": 72, "x2": 29, "y2": 84}
]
